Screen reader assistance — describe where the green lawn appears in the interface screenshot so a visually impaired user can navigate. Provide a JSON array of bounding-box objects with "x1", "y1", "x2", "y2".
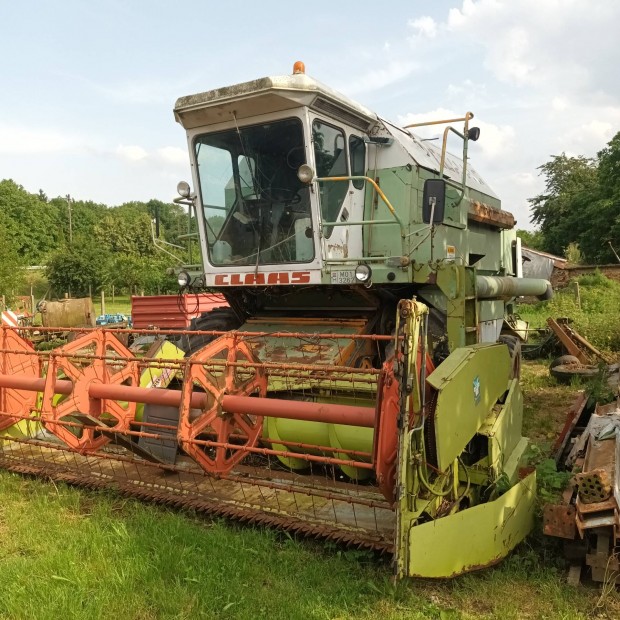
[
  {"x1": 93, "y1": 295, "x2": 133, "y2": 317},
  {"x1": 3, "y1": 274, "x2": 620, "y2": 618},
  {"x1": 1, "y1": 361, "x2": 618, "y2": 619}
]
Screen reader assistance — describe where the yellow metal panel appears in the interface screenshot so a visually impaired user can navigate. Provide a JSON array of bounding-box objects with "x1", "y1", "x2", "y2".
[
  {"x1": 428, "y1": 343, "x2": 511, "y2": 472},
  {"x1": 405, "y1": 473, "x2": 536, "y2": 578}
]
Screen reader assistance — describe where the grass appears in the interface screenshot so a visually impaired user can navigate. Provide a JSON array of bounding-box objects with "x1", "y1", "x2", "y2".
[
  {"x1": 519, "y1": 361, "x2": 579, "y2": 446},
  {"x1": 93, "y1": 295, "x2": 133, "y2": 316},
  {"x1": 518, "y1": 272, "x2": 620, "y2": 353},
  {"x1": 2, "y1": 274, "x2": 619, "y2": 617},
  {"x1": 0, "y1": 463, "x2": 618, "y2": 620},
  {"x1": 1, "y1": 360, "x2": 619, "y2": 619}
]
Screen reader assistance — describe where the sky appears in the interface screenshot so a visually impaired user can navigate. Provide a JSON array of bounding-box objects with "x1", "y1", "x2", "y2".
[{"x1": 1, "y1": 0, "x2": 619, "y2": 230}]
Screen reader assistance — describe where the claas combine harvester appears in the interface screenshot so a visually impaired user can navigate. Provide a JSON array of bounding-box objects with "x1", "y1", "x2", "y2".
[{"x1": 0, "y1": 62, "x2": 553, "y2": 578}]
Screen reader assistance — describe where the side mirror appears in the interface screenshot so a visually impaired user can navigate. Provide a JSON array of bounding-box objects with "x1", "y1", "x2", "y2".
[
  {"x1": 422, "y1": 178, "x2": 446, "y2": 224},
  {"x1": 467, "y1": 127, "x2": 480, "y2": 141}
]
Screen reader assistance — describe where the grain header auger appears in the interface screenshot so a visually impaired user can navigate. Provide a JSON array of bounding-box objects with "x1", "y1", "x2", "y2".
[{"x1": 0, "y1": 61, "x2": 553, "y2": 579}]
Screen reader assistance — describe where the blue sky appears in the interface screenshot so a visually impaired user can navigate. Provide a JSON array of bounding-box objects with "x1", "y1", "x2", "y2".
[{"x1": 1, "y1": 1, "x2": 619, "y2": 229}]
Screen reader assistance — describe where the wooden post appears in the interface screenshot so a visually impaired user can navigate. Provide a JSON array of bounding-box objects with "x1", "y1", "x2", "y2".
[
  {"x1": 101, "y1": 289, "x2": 106, "y2": 316},
  {"x1": 574, "y1": 281, "x2": 581, "y2": 310},
  {"x1": 112, "y1": 285, "x2": 115, "y2": 304}
]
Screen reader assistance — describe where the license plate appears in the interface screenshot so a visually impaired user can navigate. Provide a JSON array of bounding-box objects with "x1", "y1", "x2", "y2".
[{"x1": 330, "y1": 270, "x2": 356, "y2": 285}]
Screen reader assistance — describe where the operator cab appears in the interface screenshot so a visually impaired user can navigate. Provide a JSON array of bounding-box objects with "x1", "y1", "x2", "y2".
[{"x1": 174, "y1": 62, "x2": 377, "y2": 288}]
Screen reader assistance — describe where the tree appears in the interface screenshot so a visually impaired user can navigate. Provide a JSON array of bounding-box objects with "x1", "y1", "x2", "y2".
[
  {"x1": 93, "y1": 205, "x2": 154, "y2": 257},
  {"x1": 529, "y1": 132, "x2": 620, "y2": 264},
  {"x1": 516, "y1": 228, "x2": 544, "y2": 250},
  {"x1": 0, "y1": 179, "x2": 64, "y2": 264},
  {"x1": 46, "y1": 243, "x2": 112, "y2": 297},
  {"x1": 0, "y1": 227, "x2": 25, "y2": 301}
]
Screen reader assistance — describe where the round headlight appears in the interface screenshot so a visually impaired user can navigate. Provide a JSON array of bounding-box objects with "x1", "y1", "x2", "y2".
[
  {"x1": 177, "y1": 270, "x2": 191, "y2": 287},
  {"x1": 297, "y1": 164, "x2": 315, "y2": 184},
  {"x1": 355, "y1": 264, "x2": 372, "y2": 283},
  {"x1": 177, "y1": 181, "x2": 191, "y2": 198}
]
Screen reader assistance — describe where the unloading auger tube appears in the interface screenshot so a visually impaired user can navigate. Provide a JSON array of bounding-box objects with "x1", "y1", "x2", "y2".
[
  {"x1": 476, "y1": 275, "x2": 553, "y2": 301},
  {"x1": 0, "y1": 298, "x2": 535, "y2": 579}
]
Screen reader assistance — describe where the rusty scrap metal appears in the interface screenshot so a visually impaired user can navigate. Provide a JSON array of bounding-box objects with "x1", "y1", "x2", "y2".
[{"x1": 546, "y1": 317, "x2": 613, "y2": 365}]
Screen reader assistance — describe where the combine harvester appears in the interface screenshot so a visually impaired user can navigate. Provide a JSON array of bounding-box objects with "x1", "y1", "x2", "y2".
[{"x1": 0, "y1": 62, "x2": 552, "y2": 578}]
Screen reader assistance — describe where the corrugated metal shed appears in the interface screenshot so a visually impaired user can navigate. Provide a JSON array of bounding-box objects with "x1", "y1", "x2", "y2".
[
  {"x1": 131, "y1": 294, "x2": 228, "y2": 329},
  {"x1": 522, "y1": 247, "x2": 566, "y2": 281}
]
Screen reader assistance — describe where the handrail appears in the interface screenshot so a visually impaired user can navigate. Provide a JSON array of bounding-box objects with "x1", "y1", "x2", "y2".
[
  {"x1": 314, "y1": 175, "x2": 406, "y2": 238},
  {"x1": 403, "y1": 112, "x2": 475, "y2": 209}
]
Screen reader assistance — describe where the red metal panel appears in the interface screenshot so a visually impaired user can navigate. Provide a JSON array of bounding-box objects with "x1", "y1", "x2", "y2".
[{"x1": 131, "y1": 294, "x2": 228, "y2": 329}]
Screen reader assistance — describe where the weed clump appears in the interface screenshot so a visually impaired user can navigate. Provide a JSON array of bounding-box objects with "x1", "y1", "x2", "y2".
[{"x1": 518, "y1": 272, "x2": 620, "y2": 353}]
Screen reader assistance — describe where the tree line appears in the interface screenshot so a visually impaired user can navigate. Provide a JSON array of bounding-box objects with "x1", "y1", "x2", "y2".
[
  {"x1": 523, "y1": 130, "x2": 620, "y2": 264},
  {"x1": 2, "y1": 130, "x2": 619, "y2": 301},
  {"x1": 0, "y1": 179, "x2": 193, "y2": 300}
]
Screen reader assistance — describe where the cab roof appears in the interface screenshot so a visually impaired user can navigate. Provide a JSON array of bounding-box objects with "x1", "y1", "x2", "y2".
[{"x1": 174, "y1": 73, "x2": 377, "y2": 131}]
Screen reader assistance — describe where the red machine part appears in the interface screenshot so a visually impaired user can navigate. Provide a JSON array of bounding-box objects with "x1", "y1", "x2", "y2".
[
  {"x1": 0, "y1": 328, "x2": 39, "y2": 431},
  {"x1": 0, "y1": 328, "x2": 384, "y2": 485},
  {"x1": 39, "y1": 330, "x2": 140, "y2": 452},
  {"x1": 178, "y1": 334, "x2": 268, "y2": 475},
  {"x1": 373, "y1": 346, "x2": 434, "y2": 504}
]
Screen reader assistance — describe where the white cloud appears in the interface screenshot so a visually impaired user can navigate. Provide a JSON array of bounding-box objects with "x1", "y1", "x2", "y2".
[
  {"x1": 0, "y1": 124, "x2": 82, "y2": 154},
  {"x1": 409, "y1": 16, "x2": 438, "y2": 38},
  {"x1": 398, "y1": 1, "x2": 620, "y2": 229},
  {"x1": 115, "y1": 144, "x2": 189, "y2": 169},
  {"x1": 338, "y1": 59, "x2": 418, "y2": 95},
  {"x1": 116, "y1": 144, "x2": 148, "y2": 162},
  {"x1": 443, "y1": 0, "x2": 620, "y2": 97},
  {"x1": 510, "y1": 172, "x2": 537, "y2": 188},
  {"x1": 562, "y1": 119, "x2": 617, "y2": 156},
  {"x1": 156, "y1": 146, "x2": 188, "y2": 166}
]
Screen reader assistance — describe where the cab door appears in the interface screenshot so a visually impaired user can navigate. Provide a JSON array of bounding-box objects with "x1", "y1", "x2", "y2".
[{"x1": 311, "y1": 117, "x2": 366, "y2": 261}]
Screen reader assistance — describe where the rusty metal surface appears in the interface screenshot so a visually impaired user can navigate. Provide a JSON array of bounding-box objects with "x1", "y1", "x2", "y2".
[
  {"x1": 543, "y1": 503, "x2": 577, "y2": 539},
  {"x1": 546, "y1": 318, "x2": 590, "y2": 363},
  {"x1": 552, "y1": 391, "x2": 587, "y2": 463},
  {"x1": 0, "y1": 322, "x2": 400, "y2": 554},
  {"x1": 0, "y1": 442, "x2": 395, "y2": 553},
  {"x1": 38, "y1": 298, "x2": 96, "y2": 328},
  {"x1": 131, "y1": 294, "x2": 228, "y2": 329},
  {"x1": 468, "y1": 201, "x2": 515, "y2": 229}
]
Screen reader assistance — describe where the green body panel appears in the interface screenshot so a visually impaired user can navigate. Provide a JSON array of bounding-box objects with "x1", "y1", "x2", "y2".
[
  {"x1": 436, "y1": 264, "x2": 478, "y2": 350},
  {"x1": 404, "y1": 473, "x2": 536, "y2": 578},
  {"x1": 353, "y1": 162, "x2": 507, "y2": 273},
  {"x1": 364, "y1": 166, "x2": 412, "y2": 258},
  {"x1": 427, "y1": 343, "x2": 511, "y2": 472},
  {"x1": 479, "y1": 299, "x2": 505, "y2": 322}
]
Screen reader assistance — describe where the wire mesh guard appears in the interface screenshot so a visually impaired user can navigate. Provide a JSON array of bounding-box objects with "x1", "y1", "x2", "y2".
[{"x1": 0, "y1": 324, "x2": 398, "y2": 552}]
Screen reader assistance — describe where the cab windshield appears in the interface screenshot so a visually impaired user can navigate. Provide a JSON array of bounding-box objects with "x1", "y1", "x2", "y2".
[{"x1": 194, "y1": 118, "x2": 313, "y2": 266}]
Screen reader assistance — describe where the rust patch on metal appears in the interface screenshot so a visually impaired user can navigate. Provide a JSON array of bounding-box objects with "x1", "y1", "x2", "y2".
[
  {"x1": 552, "y1": 391, "x2": 587, "y2": 463},
  {"x1": 543, "y1": 503, "x2": 577, "y2": 539},
  {"x1": 468, "y1": 201, "x2": 515, "y2": 229}
]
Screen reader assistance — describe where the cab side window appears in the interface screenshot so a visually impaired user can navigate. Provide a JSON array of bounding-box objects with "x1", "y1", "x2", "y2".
[
  {"x1": 313, "y1": 120, "x2": 348, "y2": 237},
  {"x1": 349, "y1": 135, "x2": 366, "y2": 190}
]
